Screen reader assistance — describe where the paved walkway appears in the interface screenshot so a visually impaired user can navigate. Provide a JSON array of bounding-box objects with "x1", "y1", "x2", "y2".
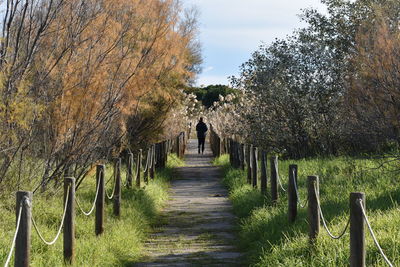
[{"x1": 136, "y1": 139, "x2": 242, "y2": 266}]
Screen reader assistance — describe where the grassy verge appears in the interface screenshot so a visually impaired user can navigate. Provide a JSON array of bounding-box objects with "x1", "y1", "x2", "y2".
[
  {"x1": 0, "y1": 154, "x2": 184, "y2": 266},
  {"x1": 214, "y1": 155, "x2": 400, "y2": 266}
]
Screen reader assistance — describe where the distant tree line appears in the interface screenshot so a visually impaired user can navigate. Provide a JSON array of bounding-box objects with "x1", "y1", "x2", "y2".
[
  {"x1": 185, "y1": 84, "x2": 237, "y2": 108},
  {"x1": 229, "y1": 0, "x2": 400, "y2": 158}
]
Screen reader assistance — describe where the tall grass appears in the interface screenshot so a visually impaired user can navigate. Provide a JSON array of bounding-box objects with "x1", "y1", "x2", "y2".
[
  {"x1": 215, "y1": 155, "x2": 400, "y2": 266},
  {"x1": 0, "y1": 154, "x2": 183, "y2": 266}
]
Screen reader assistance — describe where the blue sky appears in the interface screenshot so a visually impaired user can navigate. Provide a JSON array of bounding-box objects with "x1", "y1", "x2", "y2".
[{"x1": 184, "y1": 0, "x2": 327, "y2": 86}]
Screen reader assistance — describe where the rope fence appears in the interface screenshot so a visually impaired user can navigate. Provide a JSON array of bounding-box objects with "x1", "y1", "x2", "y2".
[
  {"x1": 209, "y1": 126, "x2": 397, "y2": 266},
  {"x1": 293, "y1": 171, "x2": 307, "y2": 208},
  {"x1": 314, "y1": 183, "x2": 350, "y2": 239},
  {"x1": 76, "y1": 177, "x2": 101, "y2": 216},
  {"x1": 358, "y1": 199, "x2": 394, "y2": 267},
  {"x1": 4, "y1": 198, "x2": 25, "y2": 267},
  {"x1": 31, "y1": 186, "x2": 70, "y2": 245},
  {"x1": 2, "y1": 132, "x2": 187, "y2": 266}
]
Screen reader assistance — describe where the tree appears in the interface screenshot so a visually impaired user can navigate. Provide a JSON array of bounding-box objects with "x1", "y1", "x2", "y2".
[
  {"x1": 185, "y1": 84, "x2": 237, "y2": 108},
  {"x1": 229, "y1": 0, "x2": 400, "y2": 158},
  {"x1": 0, "y1": 0, "x2": 202, "y2": 192},
  {"x1": 347, "y1": 3, "x2": 400, "y2": 150}
]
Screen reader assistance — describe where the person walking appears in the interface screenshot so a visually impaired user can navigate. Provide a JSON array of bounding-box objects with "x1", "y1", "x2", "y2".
[{"x1": 196, "y1": 117, "x2": 208, "y2": 154}]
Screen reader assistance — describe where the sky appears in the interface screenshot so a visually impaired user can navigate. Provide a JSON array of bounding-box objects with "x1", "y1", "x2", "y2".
[{"x1": 184, "y1": 0, "x2": 327, "y2": 86}]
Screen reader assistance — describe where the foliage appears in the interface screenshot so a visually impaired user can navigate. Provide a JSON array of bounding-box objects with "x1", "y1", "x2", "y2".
[
  {"x1": 215, "y1": 154, "x2": 400, "y2": 266},
  {"x1": 224, "y1": 0, "x2": 400, "y2": 159},
  {"x1": 347, "y1": 4, "x2": 400, "y2": 150},
  {"x1": 186, "y1": 84, "x2": 237, "y2": 108},
  {"x1": 0, "y1": 0, "x2": 201, "y2": 192}
]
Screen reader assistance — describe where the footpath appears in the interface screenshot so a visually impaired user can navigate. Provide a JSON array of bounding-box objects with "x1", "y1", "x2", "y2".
[{"x1": 136, "y1": 139, "x2": 242, "y2": 266}]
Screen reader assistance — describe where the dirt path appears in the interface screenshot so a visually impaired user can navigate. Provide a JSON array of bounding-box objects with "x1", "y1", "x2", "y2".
[{"x1": 136, "y1": 139, "x2": 242, "y2": 266}]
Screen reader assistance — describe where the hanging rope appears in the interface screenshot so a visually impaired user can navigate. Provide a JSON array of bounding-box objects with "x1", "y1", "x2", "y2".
[
  {"x1": 275, "y1": 159, "x2": 287, "y2": 192},
  {"x1": 75, "y1": 175, "x2": 102, "y2": 216},
  {"x1": 31, "y1": 186, "x2": 70, "y2": 245},
  {"x1": 358, "y1": 199, "x2": 394, "y2": 267},
  {"x1": 105, "y1": 167, "x2": 117, "y2": 200},
  {"x1": 135, "y1": 152, "x2": 141, "y2": 181},
  {"x1": 126, "y1": 156, "x2": 135, "y2": 187},
  {"x1": 142, "y1": 148, "x2": 151, "y2": 173},
  {"x1": 292, "y1": 169, "x2": 307, "y2": 208},
  {"x1": 314, "y1": 183, "x2": 350, "y2": 239},
  {"x1": 4, "y1": 197, "x2": 26, "y2": 267}
]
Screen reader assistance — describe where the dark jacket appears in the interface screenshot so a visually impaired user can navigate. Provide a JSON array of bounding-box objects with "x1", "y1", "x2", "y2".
[{"x1": 196, "y1": 121, "x2": 208, "y2": 138}]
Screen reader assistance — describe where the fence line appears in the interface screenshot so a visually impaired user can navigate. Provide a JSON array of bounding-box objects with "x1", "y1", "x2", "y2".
[
  {"x1": 3, "y1": 132, "x2": 187, "y2": 267},
  {"x1": 209, "y1": 126, "x2": 396, "y2": 266}
]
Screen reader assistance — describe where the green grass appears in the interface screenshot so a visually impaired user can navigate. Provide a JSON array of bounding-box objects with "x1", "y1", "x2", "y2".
[
  {"x1": 0, "y1": 154, "x2": 184, "y2": 266},
  {"x1": 214, "y1": 155, "x2": 400, "y2": 266}
]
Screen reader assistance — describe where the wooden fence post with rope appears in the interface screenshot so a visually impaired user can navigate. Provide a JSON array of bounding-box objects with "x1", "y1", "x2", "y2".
[
  {"x1": 240, "y1": 144, "x2": 245, "y2": 170},
  {"x1": 136, "y1": 150, "x2": 142, "y2": 187},
  {"x1": 246, "y1": 145, "x2": 251, "y2": 184},
  {"x1": 15, "y1": 191, "x2": 32, "y2": 267},
  {"x1": 260, "y1": 151, "x2": 267, "y2": 195},
  {"x1": 288, "y1": 164, "x2": 298, "y2": 223},
  {"x1": 127, "y1": 153, "x2": 133, "y2": 188},
  {"x1": 113, "y1": 159, "x2": 121, "y2": 217},
  {"x1": 95, "y1": 165, "x2": 105, "y2": 236},
  {"x1": 350, "y1": 192, "x2": 366, "y2": 267},
  {"x1": 307, "y1": 175, "x2": 320, "y2": 243},
  {"x1": 150, "y1": 145, "x2": 155, "y2": 180},
  {"x1": 270, "y1": 156, "x2": 278, "y2": 204},
  {"x1": 251, "y1": 146, "x2": 258, "y2": 188},
  {"x1": 64, "y1": 177, "x2": 75, "y2": 263}
]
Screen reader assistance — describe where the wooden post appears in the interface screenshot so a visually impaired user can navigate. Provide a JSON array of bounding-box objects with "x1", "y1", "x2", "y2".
[
  {"x1": 350, "y1": 192, "x2": 366, "y2": 267},
  {"x1": 307, "y1": 176, "x2": 320, "y2": 242},
  {"x1": 260, "y1": 150, "x2": 267, "y2": 195},
  {"x1": 182, "y1": 132, "x2": 186, "y2": 155},
  {"x1": 113, "y1": 159, "x2": 121, "y2": 217},
  {"x1": 157, "y1": 143, "x2": 162, "y2": 169},
  {"x1": 270, "y1": 156, "x2": 278, "y2": 204},
  {"x1": 136, "y1": 150, "x2": 142, "y2": 187},
  {"x1": 95, "y1": 165, "x2": 105, "y2": 236},
  {"x1": 176, "y1": 135, "x2": 180, "y2": 158},
  {"x1": 127, "y1": 153, "x2": 133, "y2": 188},
  {"x1": 234, "y1": 141, "x2": 238, "y2": 166},
  {"x1": 64, "y1": 177, "x2": 75, "y2": 264},
  {"x1": 240, "y1": 144, "x2": 245, "y2": 170},
  {"x1": 246, "y1": 145, "x2": 251, "y2": 184},
  {"x1": 216, "y1": 135, "x2": 221, "y2": 157},
  {"x1": 15, "y1": 191, "x2": 32, "y2": 267},
  {"x1": 144, "y1": 149, "x2": 149, "y2": 184},
  {"x1": 229, "y1": 139, "x2": 233, "y2": 166},
  {"x1": 252, "y1": 146, "x2": 258, "y2": 188},
  {"x1": 163, "y1": 141, "x2": 167, "y2": 168},
  {"x1": 235, "y1": 142, "x2": 240, "y2": 168},
  {"x1": 154, "y1": 143, "x2": 159, "y2": 169},
  {"x1": 288, "y1": 164, "x2": 298, "y2": 223},
  {"x1": 150, "y1": 145, "x2": 155, "y2": 179}
]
